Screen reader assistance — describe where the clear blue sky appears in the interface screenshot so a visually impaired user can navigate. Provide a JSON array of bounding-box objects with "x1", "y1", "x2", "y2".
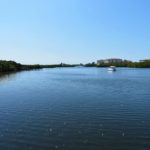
[{"x1": 0, "y1": 0, "x2": 150, "y2": 64}]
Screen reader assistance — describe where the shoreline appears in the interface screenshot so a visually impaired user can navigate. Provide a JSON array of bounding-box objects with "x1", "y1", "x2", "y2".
[{"x1": 1, "y1": 60, "x2": 150, "y2": 73}]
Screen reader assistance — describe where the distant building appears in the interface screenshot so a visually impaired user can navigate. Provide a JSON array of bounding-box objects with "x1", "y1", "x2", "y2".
[
  {"x1": 140, "y1": 59, "x2": 150, "y2": 62},
  {"x1": 97, "y1": 58, "x2": 123, "y2": 65}
]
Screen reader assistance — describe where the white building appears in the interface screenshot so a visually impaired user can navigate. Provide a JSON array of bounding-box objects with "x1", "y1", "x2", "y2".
[{"x1": 97, "y1": 58, "x2": 123, "y2": 65}]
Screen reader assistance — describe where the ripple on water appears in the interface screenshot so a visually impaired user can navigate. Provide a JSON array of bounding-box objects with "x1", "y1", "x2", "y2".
[{"x1": 0, "y1": 68, "x2": 150, "y2": 150}]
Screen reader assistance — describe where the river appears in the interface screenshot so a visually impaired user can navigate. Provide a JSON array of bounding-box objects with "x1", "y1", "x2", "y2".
[{"x1": 0, "y1": 67, "x2": 150, "y2": 150}]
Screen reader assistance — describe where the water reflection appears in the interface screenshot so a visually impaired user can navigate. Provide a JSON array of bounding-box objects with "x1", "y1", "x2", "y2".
[
  {"x1": 0, "y1": 71, "x2": 23, "y2": 84},
  {"x1": 0, "y1": 68, "x2": 150, "y2": 150},
  {"x1": 0, "y1": 72, "x2": 16, "y2": 82}
]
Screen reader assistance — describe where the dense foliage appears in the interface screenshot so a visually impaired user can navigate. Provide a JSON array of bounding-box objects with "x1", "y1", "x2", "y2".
[
  {"x1": 84, "y1": 62, "x2": 96, "y2": 67},
  {"x1": 128, "y1": 62, "x2": 150, "y2": 68},
  {"x1": 85, "y1": 61, "x2": 150, "y2": 68},
  {"x1": 0, "y1": 60, "x2": 22, "y2": 72},
  {"x1": 0, "y1": 60, "x2": 78, "y2": 72}
]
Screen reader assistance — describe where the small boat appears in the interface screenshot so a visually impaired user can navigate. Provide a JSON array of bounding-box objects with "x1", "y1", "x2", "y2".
[{"x1": 108, "y1": 66, "x2": 116, "y2": 71}]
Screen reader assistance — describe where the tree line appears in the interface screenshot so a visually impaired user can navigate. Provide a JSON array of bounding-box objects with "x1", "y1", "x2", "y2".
[
  {"x1": 85, "y1": 61, "x2": 150, "y2": 68},
  {"x1": 0, "y1": 60, "x2": 77, "y2": 72},
  {"x1": 1, "y1": 60, "x2": 150, "y2": 72},
  {"x1": 0, "y1": 60, "x2": 22, "y2": 72}
]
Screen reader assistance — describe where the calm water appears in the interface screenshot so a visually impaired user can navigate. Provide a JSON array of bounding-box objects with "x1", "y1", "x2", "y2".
[{"x1": 0, "y1": 68, "x2": 150, "y2": 150}]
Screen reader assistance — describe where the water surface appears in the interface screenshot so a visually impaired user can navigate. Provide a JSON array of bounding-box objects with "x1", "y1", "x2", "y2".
[{"x1": 0, "y1": 68, "x2": 150, "y2": 150}]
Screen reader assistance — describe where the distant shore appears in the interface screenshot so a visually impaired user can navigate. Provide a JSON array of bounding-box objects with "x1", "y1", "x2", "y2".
[
  {"x1": 1, "y1": 60, "x2": 150, "y2": 73},
  {"x1": 85, "y1": 61, "x2": 150, "y2": 68},
  {"x1": 0, "y1": 60, "x2": 77, "y2": 73}
]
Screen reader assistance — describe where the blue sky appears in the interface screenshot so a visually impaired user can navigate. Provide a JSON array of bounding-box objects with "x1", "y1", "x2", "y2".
[{"x1": 0, "y1": 0, "x2": 150, "y2": 64}]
